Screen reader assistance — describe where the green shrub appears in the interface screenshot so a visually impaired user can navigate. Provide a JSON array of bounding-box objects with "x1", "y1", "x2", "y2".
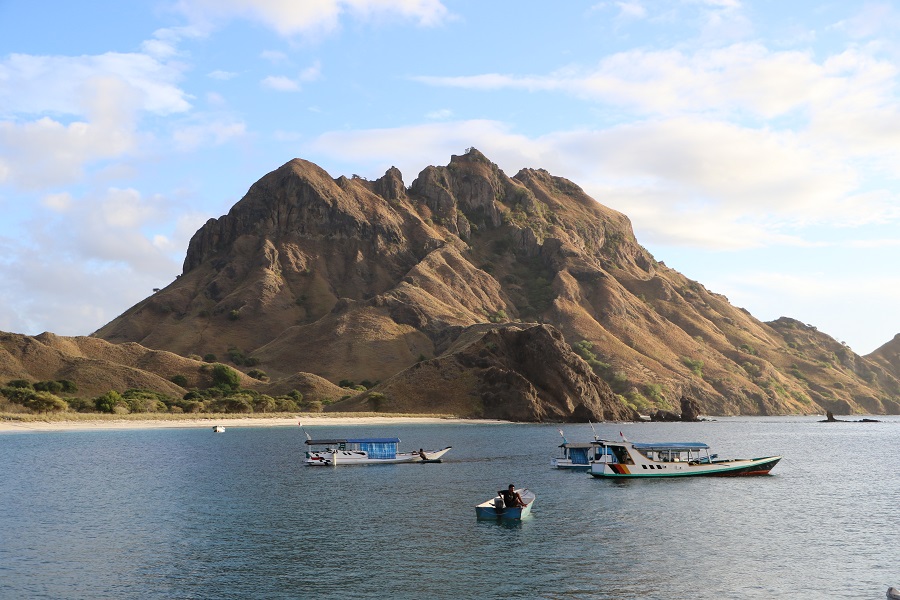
[
  {"x1": 368, "y1": 392, "x2": 386, "y2": 411},
  {"x1": 682, "y1": 357, "x2": 704, "y2": 377},
  {"x1": 58, "y1": 380, "x2": 77, "y2": 393},
  {"x1": 252, "y1": 395, "x2": 277, "y2": 412},
  {"x1": 644, "y1": 383, "x2": 665, "y2": 404},
  {"x1": 203, "y1": 353, "x2": 217, "y2": 363},
  {"x1": 276, "y1": 397, "x2": 300, "y2": 412},
  {"x1": 2, "y1": 386, "x2": 36, "y2": 404},
  {"x1": 170, "y1": 374, "x2": 188, "y2": 387},
  {"x1": 209, "y1": 394, "x2": 253, "y2": 413},
  {"x1": 247, "y1": 369, "x2": 268, "y2": 381},
  {"x1": 94, "y1": 391, "x2": 127, "y2": 414},
  {"x1": 211, "y1": 364, "x2": 240, "y2": 391},
  {"x1": 66, "y1": 397, "x2": 94, "y2": 412},
  {"x1": 34, "y1": 380, "x2": 64, "y2": 394},
  {"x1": 25, "y1": 392, "x2": 68, "y2": 413},
  {"x1": 299, "y1": 399, "x2": 322, "y2": 412},
  {"x1": 742, "y1": 362, "x2": 761, "y2": 377},
  {"x1": 7, "y1": 380, "x2": 33, "y2": 389}
]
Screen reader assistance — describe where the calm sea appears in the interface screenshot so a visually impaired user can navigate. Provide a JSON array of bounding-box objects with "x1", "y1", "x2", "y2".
[{"x1": 1, "y1": 417, "x2": 898, "y2": 599}]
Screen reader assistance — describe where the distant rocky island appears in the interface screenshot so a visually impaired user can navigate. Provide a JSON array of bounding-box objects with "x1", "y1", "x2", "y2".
[{"x1": 2, "y1": 149, "x2": 899, "y2": 421}]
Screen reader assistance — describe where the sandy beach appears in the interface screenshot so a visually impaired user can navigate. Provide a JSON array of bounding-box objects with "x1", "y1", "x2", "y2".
[{"x1": 0, "y1": 414, "x2": 504, "y2": 433}]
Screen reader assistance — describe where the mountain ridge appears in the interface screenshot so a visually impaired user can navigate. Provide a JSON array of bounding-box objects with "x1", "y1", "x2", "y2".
[{"x1": 4, "y1": 149, "x2": 898, "y2": 420}]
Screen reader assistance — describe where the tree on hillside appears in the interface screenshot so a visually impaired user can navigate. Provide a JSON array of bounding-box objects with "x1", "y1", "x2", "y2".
[
  {"x1": 95, "y1": 390, "x2": 127, "y2": 414},
  {"x1": 25, "y1": 392, "x2": 68, "y2": 413},
  {"x1": 211, "y1": 364, "x2": 240, "y2": 391}
]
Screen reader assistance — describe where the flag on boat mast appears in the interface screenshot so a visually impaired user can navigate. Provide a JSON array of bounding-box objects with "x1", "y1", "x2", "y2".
[
  {"x1": 298, "y1": 422, "x2": 311, "y2": 441},
  {"x1": 619, "y1": 431, "x2": 628, "y2": 442},
  {"x1": 558, "y1": 429, "x2": 567, "y2": 444}
]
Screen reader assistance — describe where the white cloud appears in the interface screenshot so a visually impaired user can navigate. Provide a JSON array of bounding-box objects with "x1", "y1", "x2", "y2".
[
  {"x1": 175, "y1": 0, "x2": 450, "y2": 36},
  {"x1": 0, "y1": 52, "x2": 190, "y2": 117},
  {"x1": 262, "y1": 75, "x2": 300, "y2": 91},
  {"x1": 261, "y1": 62, "x2": 321, "y2": 91},
  {"x1": 0, "y1": 48, "x2": 191, "y2": 189},
  {"x1": 614, "y1": 1, "x2": 647, "y2": 21},
  {"x1": 0, "y1": 112, "x2": 137, "y2": 190},
  {"x1": 412, "y1": 43, "x2": 900, "y2": 124},
  {"x1": 306, "y1": 115, "x2": 899, "y2": 250},
  {"x1": 260, "y1": 50, "x2": 288, "y2": 63},
  {"x1": 713, "y1": 269, "x2": 900, "y2": 354},
  {"x1": 41, "y1": 192, "x2": 74, "y2": 212},
  {"x1": 208, "y1": 69, "x2": 238, "y2": 80},
  {"x1": 425, "y1": 108, "x2": 453, "y2": 120},
  {"x1": 0, "y1": 184, "x2": 198, "y2": 336},
  {"x1": 299, "y1": 60, "x2": 322, "y2": 82},
  {"x1": 172, "y1": 119, "x2": 247, "y2": 151}
]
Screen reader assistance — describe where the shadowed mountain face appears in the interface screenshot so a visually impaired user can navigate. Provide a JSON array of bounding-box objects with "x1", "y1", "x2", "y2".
[{"x1": 87, "y1": 149, "x2": 900, "y2": 419}]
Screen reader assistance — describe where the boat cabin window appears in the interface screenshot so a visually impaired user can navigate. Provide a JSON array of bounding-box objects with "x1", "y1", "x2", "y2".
[{"x1": 609, "y1": 445, "x2": 632, "y2": 464}]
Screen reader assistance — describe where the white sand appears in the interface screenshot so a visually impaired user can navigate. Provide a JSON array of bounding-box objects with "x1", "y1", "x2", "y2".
[{"x1": 0, "y1": 415, "x2": 505, "y2": 433}]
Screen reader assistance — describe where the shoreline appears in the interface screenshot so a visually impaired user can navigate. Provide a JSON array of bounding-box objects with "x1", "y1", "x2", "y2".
[{"x1": 0, "y1": 414, "x2": 507, "y2": 433}]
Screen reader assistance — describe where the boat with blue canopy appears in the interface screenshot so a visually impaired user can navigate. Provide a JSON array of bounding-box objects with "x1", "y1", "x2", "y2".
[
  {"x1": 304, "y1": 437, "x2": 452, "y2": 466},
  {"x1": 552, "y1": 442, "x2": 598, "y2": 469},
  {"x1": 551, "y1": 425, "x2": 609, "y2": 469},
  {"x1": 588, "y1": 436, "x2": 781, "y2": 478}
]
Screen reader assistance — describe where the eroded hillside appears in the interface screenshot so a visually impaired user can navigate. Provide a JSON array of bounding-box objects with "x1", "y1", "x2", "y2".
[{"x1": 82, "y1": 149, "x2": 900, "y2": 418}]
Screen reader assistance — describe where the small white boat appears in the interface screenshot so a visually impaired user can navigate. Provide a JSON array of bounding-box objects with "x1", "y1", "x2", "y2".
[
  {"x1": 212, "y1": 425, "x2": 225, "y2": 433},
  {"x1": 475, "y1": 488, "x2": 535, "y2": 521},
  {"x1": 588, "y1": 437, "x2": 781, "y2": 478},
  {"x1": 304, "y1": 437, "x2": 452, "y2": 466},
  {"x1": 888, "y1": 586, "x2": 900, "y2": 599}
]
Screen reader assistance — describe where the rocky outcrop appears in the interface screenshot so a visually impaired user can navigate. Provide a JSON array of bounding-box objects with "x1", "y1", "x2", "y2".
[
  {"x1": 328, "y1": 323, "x2": 639, "y2": 422},
  {"x1": 87, "y1": 149, "x2": 900, "y2": 418}
]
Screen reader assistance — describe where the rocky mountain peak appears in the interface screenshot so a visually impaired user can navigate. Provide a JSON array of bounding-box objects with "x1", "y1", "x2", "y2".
[{"x1": 86, "y1": 150, "x2": 900, "y2": 420}]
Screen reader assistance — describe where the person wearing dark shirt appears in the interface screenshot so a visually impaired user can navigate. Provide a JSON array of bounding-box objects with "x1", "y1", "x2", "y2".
[{"x1": 500, "y1": 484, "x2": 525, "y2": 508}]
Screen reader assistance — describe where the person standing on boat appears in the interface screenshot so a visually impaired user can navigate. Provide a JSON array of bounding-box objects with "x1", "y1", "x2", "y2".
[{"x1": 500, "y1": 485, "x2": 525, "y2": 508}]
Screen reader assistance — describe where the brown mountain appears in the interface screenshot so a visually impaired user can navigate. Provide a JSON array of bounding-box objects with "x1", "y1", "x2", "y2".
[{"x1": 67, "y1": 149, "x2": 898, "y2": 418}]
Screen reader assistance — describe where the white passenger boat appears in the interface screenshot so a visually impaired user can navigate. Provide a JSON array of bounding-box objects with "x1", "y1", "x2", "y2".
[
  {"x1": 475, "y1": 488, "x2": 535, "y2": 521},
  {"x1": 588, "y1": 437, "x2": 781, "y2": 478},
  {"x1": 304, "y1": 437, "x2": 451, "y2": 466},
  {"x1": 212, "y1": 425, "x2": 225, "y2": 433}
]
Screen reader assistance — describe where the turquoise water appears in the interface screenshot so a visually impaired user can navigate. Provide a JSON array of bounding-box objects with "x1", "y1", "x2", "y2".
[{"x1": 1, "y1": 417, "x2": 898, "y2": 599}]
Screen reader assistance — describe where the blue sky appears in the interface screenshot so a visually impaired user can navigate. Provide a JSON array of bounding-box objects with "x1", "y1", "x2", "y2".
[{"x1": 1, "y1": 0, "x2": 898, "y2": 355}]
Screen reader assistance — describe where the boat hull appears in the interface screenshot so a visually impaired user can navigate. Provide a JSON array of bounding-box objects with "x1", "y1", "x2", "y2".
[
  {"x1": 305, "y1": 446, "x2": 452, "y2": 466},
  {"x1": 589, "y1": 455, "x2": 781, "y2": 478},
  {"x1": 475, "y1": 490, "x2": 535, "y2": 521},
  {"x1": 551, "y1": 459, "x2": 591, "y2": 469}
]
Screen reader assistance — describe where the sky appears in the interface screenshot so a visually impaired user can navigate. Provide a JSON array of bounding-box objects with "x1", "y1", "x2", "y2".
[{"x1": 1, "y1": 0, "x2": 899, "y2": 355}]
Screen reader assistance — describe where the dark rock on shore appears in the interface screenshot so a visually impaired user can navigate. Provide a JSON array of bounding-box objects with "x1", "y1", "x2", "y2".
[{"x1": 819, "y1": 410, "x2": 880, "y2": 423}]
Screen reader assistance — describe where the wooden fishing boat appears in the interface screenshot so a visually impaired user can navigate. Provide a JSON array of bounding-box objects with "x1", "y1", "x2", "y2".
[
  {"x1": 304, "y1": 437, "x2": 451, "y2": 466},
  {"x1": 588, "y1": 437, "x2": 781, "y2": 478},
  {"x1": 475, "y1": 488, "x2": 535, "y2": 521}
]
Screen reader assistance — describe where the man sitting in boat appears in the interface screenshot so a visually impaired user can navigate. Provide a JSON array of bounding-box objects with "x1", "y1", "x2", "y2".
[{"x1": 500, "y1": 485, "x2": 526, "y2": 508}]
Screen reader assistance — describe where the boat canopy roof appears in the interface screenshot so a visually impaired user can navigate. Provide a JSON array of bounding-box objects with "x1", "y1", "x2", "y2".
[
  {"x1": 558, "y1": 442, "x2": 597, "y2": 448},
  {"x1": 305, "y1": 438, "x2": 401, "y2": 445},
  {"x1": 631, "y1": 441, "x2": 709, "y2": 451}
]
